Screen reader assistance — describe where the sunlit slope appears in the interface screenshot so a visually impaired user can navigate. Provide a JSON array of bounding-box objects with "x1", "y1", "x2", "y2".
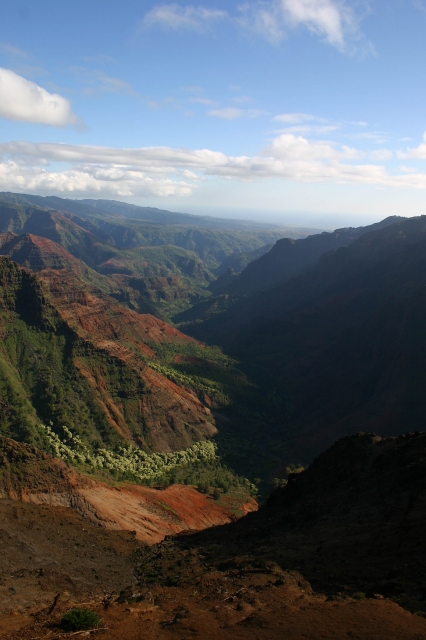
[{"x1": 0, "y1": 257, "x2": 217, "y2": 452}]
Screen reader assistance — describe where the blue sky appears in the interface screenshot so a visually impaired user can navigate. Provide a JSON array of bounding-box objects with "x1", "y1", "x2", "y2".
[{"x1": 1, "y1": 0, "x2": 426, "y2": 226}]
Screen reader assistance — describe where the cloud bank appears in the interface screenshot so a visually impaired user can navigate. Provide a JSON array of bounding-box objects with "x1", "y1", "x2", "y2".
[
  {"x1": 0, "y1": 68, "x2": 79, "y2": 127},
  {"x1": 1, "y1": 133, "x2": 426, "y2": 198}
]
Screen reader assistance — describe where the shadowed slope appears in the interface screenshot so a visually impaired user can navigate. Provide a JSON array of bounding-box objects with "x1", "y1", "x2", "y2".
[
  {"x1": 184, "y1": 215, "x2": 426, "y2": 460},
  {"x1": 158, "y1": 431, "x2": 426, "y2": 611}
]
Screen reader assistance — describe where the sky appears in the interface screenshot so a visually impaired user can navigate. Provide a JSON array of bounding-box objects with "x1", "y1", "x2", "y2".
[{"x1": 1, "y1": 0, "x2": 426, "y2": 227}]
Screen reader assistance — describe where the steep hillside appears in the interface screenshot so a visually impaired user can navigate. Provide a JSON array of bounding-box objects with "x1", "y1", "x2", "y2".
[
  {"x1": 0, "y1": 200, "x2": 116, "y2": 267},
  {"x1": 0, "y1": 233, "x2": 86, "y2": 273},
  {"x1": 184, "y1": 215, "x2": 426, "y2": 462},
  {"x1": 0, "y1": 202, "x2": 216, "y2": 319},
  {"x1": 0, "y1": 256, "x2": 219, "y2": 453},
  {"x1": 96, "y1": 243, "x2": 214, "y2": 318}
]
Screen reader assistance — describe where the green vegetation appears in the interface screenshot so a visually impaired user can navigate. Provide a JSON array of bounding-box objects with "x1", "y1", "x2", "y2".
[
  {"x1": 96, "y1": 243, "x2": 214, "y2": 319},
  {"x1": 0, "y1": 254, "x2": 294, "y2": 489},
  {"x1": 60, "y1": 608, "x2": 101, "y2": 632},
  {"x1": 41, "y1": 422, "x2": 216, "y2": 481},
  {"x1": 39, "y1": 423, "x2": 256, "y2": 494}
]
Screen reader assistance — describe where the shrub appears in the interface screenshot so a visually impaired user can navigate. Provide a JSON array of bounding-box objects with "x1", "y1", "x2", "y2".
[
  {"x1": 197, "y1": 483, "x2": 209, "y2": 494},
  {"x1": 213, "y1": 488, "x2": 221, "y2": 500},
  {"x1": 60, "y1": 608, "x2": 101, "y2": 631}
]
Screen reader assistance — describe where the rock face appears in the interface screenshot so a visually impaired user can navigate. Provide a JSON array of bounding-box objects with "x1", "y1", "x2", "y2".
[{"x1": 0, "y1": 436, "x2": 257, "y2": 543}]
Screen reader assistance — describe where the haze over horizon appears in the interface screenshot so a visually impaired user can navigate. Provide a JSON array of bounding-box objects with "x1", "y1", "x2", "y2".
[{"x1": 1, "y1": 0, "x2": 426, "y2": 227}]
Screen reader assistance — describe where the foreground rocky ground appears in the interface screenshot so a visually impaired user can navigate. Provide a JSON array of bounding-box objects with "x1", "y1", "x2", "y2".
[
  {"x1": 2, "y1": 431, "x2": 426, "y2": 638},
  {"x1": 1, "y1": 504, "x2": 426, "y2": 640}
]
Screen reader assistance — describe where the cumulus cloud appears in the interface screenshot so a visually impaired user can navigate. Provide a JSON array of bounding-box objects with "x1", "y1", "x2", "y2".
[
  {"x1": 0, "y1": 160, "x2": 192, "y2": 198},
  {"x1": 0, "y1": 68, "x2": 79, "y2": 127},
  {"x1": 142, "y1": 4, "x2": 227, "y2": 32},
  {"x1": 398, "y1": 132, "x2": 426, "y2": 160},
  {"x1": 2, "y1": 134, "x2": 426, "y2": 197}
]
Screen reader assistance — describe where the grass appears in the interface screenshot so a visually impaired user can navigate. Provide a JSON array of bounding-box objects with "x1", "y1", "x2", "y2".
[{"x1": 60, "y1": 608, "x2": 101, "y2": 631}]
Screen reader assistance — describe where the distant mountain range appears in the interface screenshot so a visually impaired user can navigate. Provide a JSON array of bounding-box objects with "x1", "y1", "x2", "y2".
[{"x1": 0, "y1": 191, "x2": 320, "y2": 233}]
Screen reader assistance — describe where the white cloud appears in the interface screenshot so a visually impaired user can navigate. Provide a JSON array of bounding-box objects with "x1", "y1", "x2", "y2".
[
  {"x1": 143, "y1": 0, "x2": 362, "y2": 51},
  {"x1": 238, "y1": 3, "x2": 285, "y2": 44},
  {"x1": 142, "y1": 4, "x2": 228, "y2": 32},
  {"x1": 370, "y1": 149, "x2": 393, "y2": 161},
  {"x1": 398, "y1": 131, "x2": 426, "y2": 160},
  {"x1": 0, "y1": 68, "x2": 79, "y2": 127},
  {"x1": 2, "y1": 134, "x2": 426, "y2": 197},
  {"x1": 280, "y1": 0, "x2": 353, "y2": 49},
  {"x1": 239, "y1": 0, "x2": 360, "y2": 50},
  {"x1": 208, "y1": 107, "x2": 267, "y2": 119},
  {"x1": 0, "y1": 160, "x2": 192, "y2": 198}
]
